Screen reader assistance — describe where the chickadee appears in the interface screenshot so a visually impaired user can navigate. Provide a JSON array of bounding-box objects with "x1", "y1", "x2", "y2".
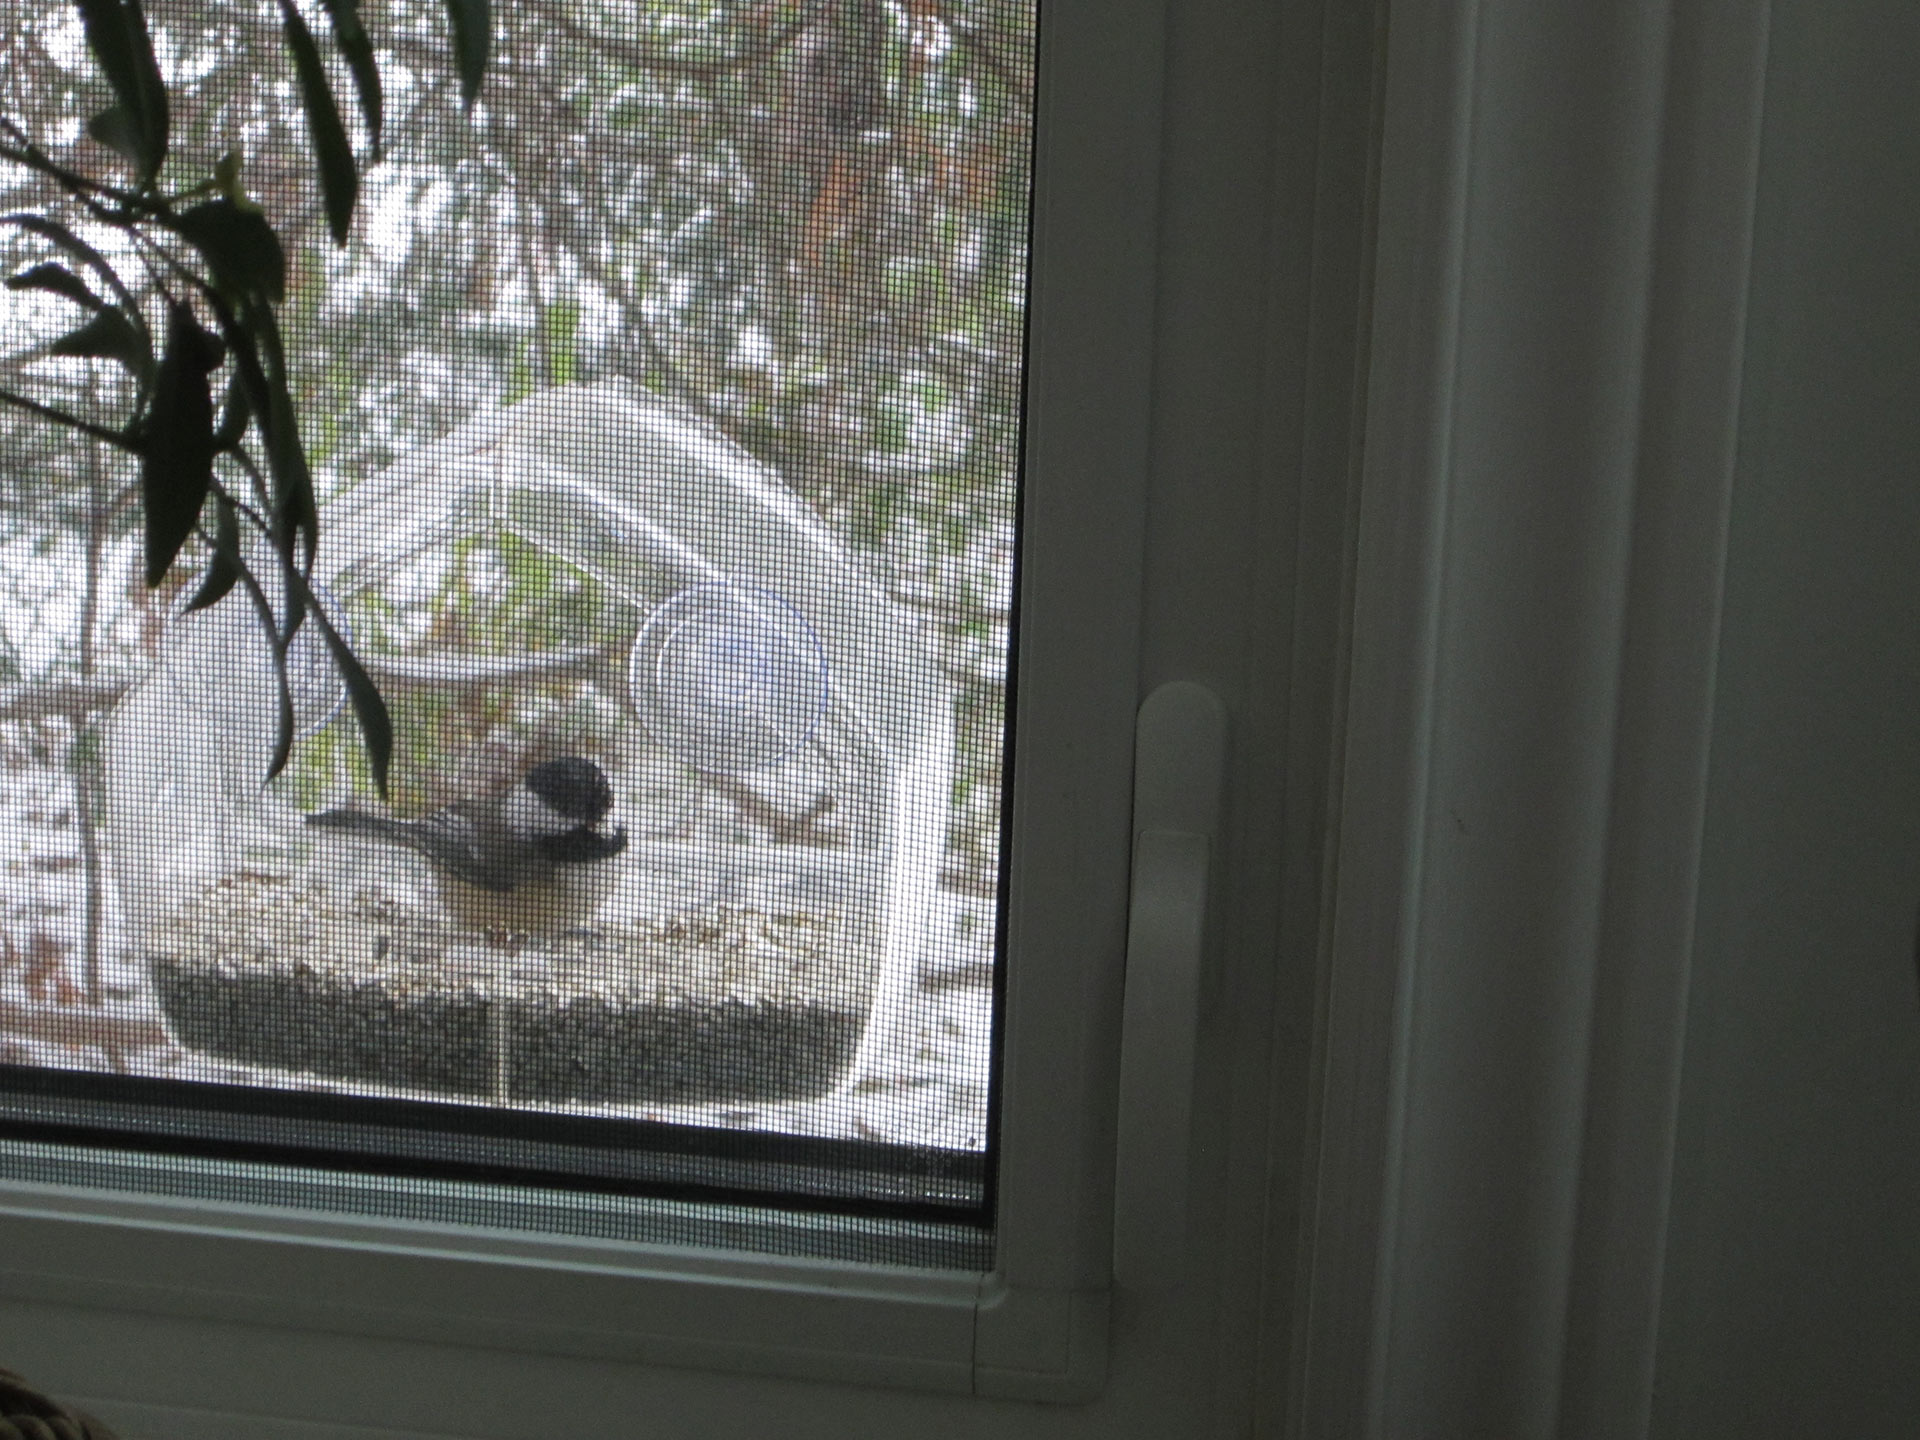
[{"x1": 305, "y1": 757, "x2": 629, "y2": 940}]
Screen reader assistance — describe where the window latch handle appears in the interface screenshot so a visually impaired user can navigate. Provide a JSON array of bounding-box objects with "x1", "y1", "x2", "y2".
[{"x1": 1114, "y1": 681, "x2": 1227, "y2": 1292}]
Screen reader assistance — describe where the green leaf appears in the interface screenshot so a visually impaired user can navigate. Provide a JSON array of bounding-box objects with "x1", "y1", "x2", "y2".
[
  {"x1": 228, "y1": 558, "x2": 298, "y2": 784},
  {"x1": 316, "y1": 0, "x2": 382, "y2": 147},
  {"x1": 44, "y1": 307, "x2": 152, "y2": 381},
  {"x1": 263, "y1": 625, "x2": 297, "y2": 784},
  {"x1": 282, "y1": 573, "x2": 307, "y2": 650},
  {"x1": 1, "y1": 213, "x2": 149, "y2": 338},
  {"x1": 196, "y1": 282, "x2": 316, "y2": 589},
  {"x1": 297, "y1": 573, "x2": 392, "y2": 796},
  {"x1": 442, "y1": 0, "x2": 491, "y2": 108},
  {"x1": 213, "y1": 149, "x2": 243, "y2": 196},
  {"x1": 70, "y1": 0, "x2": 168, "y2": 182},
  {"x1": 140, "y1": 300, "x2": 221, "y2": 586},
  {"x1": 208, "y1": 150, "x2": 266, "y2": 213},
  {"x1": 173, "y1": 200, "x2": 287, "y2": 305},
  {"x1": 251, "y1": 306, "x2": 318, "y2": 574},
  {"x1": 184, "y1": 489, "x2": 242, "y2": 611},
  {"x1": 211, "y1": 370, "x2": 250, "y2": 451},
  {"x1": 85, "y1": 105, "x2": 143, "y2": 171},
  {"x1": 5, "y1": 262, "x2": 103, "y2": 310},
  {"x1": 199, "y1": 291, "x2": 281, "y2": 485},
  {"x1": 271, "y1": 382, "x2": 318, "y2": 571},
  {"x1": 277, "y1": 0, "x2": 359, "y2": 246}
]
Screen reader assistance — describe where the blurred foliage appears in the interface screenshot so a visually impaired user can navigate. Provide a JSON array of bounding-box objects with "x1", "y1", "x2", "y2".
[
  {"x1": 0, "y1": 0, "x2": 495, "y2": 794},
  {"x1": 2, "y1": 0, "x2": 1033, "y2": 891}
]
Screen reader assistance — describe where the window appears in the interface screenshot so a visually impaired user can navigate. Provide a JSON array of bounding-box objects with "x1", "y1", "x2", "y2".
[
  {"x1": 0, "y1": 0, "x2": 1035, "y2": 1262},
  {"x1": 0, "y1": 0, "x2": 1376, "y2": 1428}
]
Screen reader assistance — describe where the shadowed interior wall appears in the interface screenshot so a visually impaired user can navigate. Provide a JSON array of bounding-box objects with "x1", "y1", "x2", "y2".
[{"x1": 1652, "y1": 0, "x2": 1920, "y2": 1432}]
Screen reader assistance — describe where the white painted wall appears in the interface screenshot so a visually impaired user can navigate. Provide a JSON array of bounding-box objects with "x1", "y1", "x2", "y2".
[{"x1": 1652, "y1": 1, "x2": 1920, "y2": 1433}]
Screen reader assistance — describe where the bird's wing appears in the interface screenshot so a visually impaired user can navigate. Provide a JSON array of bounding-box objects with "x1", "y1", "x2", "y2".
[
  {"x1": 307, "y1": 803, "x2": 524, "y2": 892},
  {"x1": 395, "y1": 802, "x2": 527, "y2": 892}
]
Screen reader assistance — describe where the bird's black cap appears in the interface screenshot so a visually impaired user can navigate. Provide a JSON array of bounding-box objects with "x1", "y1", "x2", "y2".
[{"x1": 525, "y1": 757, "x2": 615, "y2": 824}]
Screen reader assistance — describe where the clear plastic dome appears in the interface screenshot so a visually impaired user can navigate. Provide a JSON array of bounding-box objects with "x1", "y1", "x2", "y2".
[{"x1": 106, "y1": 382, "x2": 952, "y2": 1109}]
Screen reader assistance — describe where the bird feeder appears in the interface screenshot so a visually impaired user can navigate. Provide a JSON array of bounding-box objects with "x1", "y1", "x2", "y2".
[{"x1": 106, "y1": 382, "x2": 952, "y2": 1110}]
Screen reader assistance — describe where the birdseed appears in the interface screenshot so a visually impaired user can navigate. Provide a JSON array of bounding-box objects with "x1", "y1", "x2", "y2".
[{"x1": 146, "y1": 872, "x2": 874, "y2": 1105}]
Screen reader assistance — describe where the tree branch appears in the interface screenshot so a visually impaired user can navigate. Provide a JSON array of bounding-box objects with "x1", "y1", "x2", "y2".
[
  {"x1": 0, "y1": 677, "x2": 128, "y2": 722},
  {"x1": 0, "y1": 116, "x2": 162, "y2": 214},
  {"x1": 924, "y1": 2, "x2": 1034, "y2": 108},
  {"x1": 0, "y1": 387, "x2": 137, "y2": 451}
]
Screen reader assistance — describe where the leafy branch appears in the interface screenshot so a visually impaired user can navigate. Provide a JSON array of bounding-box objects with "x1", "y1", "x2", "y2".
[{"x1": 0, "y1": 0, "x2": 492, "y2": 795}]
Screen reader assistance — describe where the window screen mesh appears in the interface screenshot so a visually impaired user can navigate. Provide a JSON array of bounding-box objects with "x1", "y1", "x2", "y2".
[{"x1": 0, "y1": 0, "x2": 1032, "y2": 1261}]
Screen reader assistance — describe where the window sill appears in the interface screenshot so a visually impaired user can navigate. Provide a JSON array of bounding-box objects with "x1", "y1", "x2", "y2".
[{"x1": 0, "y1": 1170, "x2": 1108, "y2": 1404}]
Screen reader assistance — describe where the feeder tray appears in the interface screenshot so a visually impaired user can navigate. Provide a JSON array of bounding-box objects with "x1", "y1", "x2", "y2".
[{"x1": 147, "y1": 873, "x2": 866, "y2": 1105}]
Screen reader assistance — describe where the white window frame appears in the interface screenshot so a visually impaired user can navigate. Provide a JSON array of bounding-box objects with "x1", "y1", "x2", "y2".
[{"x1": 1290, "y1": 0, "x2": 1774, "y2": 1435}]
